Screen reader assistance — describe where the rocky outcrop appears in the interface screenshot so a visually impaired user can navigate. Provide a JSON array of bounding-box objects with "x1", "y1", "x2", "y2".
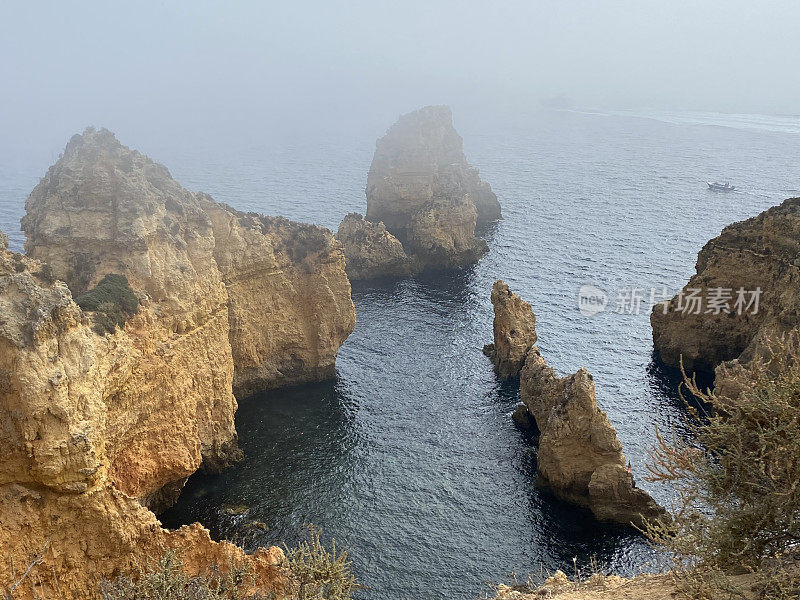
[
  {"x1": 1, "y1": 127, "x2": 356, "y2": 598},
  {"x1": 339, "y1": 105, "x2": 497, "y2": 278},
  {"x1": 0, "y1": 245, "x2": 287, "y2": 599},
  {"x1": 200, "y1": 199, "x2": 356, "y2": 396},
  {"x1": 483, "y1": 280, "x2": 538, "y2": 378},
  {"x1": 22, "y1": 127, "x2": 355, "y2": 399},
  {"x1": 651, "y1": 197, "x2": 800, "y2": 374},
  {"x1": 335, "y1": 213, "x2": 413, "y2": 280},
  {"x1": 22, "y1": 128, "x2": 241, "y2": 506},
  {"x1": 487, "y1": 281, "x2": 665, "y2": 527},
  {"x1": 520, "y1": 349, "x2": 665, "y2": 527}
]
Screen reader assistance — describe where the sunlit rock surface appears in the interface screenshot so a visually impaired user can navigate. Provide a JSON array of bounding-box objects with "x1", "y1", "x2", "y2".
[
  {"x1": 487, "y1": 280, "x2": 665, "y2": 526},
  {"x1": 0, "y1": 127, "x2": 356, "y2": 598}
]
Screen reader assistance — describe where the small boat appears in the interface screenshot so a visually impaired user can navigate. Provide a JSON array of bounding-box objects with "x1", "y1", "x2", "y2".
[{"x1": 707, "y1": 181, "x2": 736, "y2": 191}]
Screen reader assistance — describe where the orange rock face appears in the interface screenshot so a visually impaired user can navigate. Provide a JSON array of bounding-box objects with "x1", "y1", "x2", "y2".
[{"x1": 0, "y1": 128, "x2": 355, "y2": 598}]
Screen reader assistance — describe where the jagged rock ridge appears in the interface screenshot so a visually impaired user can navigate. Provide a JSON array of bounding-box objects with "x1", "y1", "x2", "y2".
[
  {"x1": 0, "y1": 127, "x2": 356, "y2": 598},
  {"x1": 486, "y1": 280, "x2": 666, "y2": 527}
]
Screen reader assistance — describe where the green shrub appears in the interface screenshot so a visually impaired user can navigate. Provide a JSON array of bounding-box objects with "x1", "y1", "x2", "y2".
[
  {"x1": 285, "y1": 526, "x2": 359, "y2": 600},
  {"x1": 646, "y1": 330, "x2": 800, "y2": 594},
  {"x1": 75, "y1": 274, "x2": 138, "y2": 335}
]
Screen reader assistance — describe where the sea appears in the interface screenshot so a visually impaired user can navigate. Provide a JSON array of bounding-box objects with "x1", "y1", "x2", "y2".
[{"x1": 1, "y1": 108, "x2": 798, "y2": 600}]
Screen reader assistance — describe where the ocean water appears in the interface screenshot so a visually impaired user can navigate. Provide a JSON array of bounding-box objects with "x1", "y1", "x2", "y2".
[{"x1": 1, "y1": 109, "x2": 798, "y2": 600}]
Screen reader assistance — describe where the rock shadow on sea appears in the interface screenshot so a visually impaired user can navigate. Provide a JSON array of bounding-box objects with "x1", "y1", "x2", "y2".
[{"x1": 160, "y1": 377, "x2": 360, "y2": 550}]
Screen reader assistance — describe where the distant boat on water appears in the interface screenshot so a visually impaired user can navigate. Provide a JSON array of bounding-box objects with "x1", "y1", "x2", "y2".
[{"x1": 707, "y1": 181, "x2": 736, "y2": 191}]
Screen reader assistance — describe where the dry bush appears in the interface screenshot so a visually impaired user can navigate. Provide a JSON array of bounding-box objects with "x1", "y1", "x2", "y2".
[
  {"x1": 646, "y1": 330, "x2": 800, "y2": 597},
  {"x1": 100, "y1": 549, "x2": 267, "y2": 600},
  {"x1": 284, "y1": 526, "x2": 359, "y2": 600}
]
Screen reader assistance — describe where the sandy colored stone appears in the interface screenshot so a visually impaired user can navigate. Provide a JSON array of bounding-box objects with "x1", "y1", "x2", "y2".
[
  {"x1": 484, "y1": 280, "x2": 538, "y2": 378},
  {"x1": 1, "y1": 127, "x2": 356, "y2": 598},
  {"x1": 22, "y1": 128, "x2": 355, "y2": 400},
  {"x1": 520, "y1": 348, "x2": 666, "y2": 527},
  {"x1": 0, "y1": 247, "x2": 286, "y2": 599},
  {"x1": 354, "y1": 105, "x2": 496, "y2": 276},
  {"x1": 201, "y1": 199, "x2": 356, "y2": 396},
  {"x1": 651, "y1": 197, "x2": 800, "y2": 374},
  {"x1": 335, "y1": 212, "x2": 413, "y2": 280},
  {"x1": 405, "y1": 194, "x2": 488, "y2": 269},
  {"x1": 486, "y1": 281, "x2": 664, "y2": 526}
]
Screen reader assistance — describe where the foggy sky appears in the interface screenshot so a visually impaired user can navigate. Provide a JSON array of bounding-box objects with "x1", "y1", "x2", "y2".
[{"x1": 1, "y1": 1, "x2": 798, "y2": 153}]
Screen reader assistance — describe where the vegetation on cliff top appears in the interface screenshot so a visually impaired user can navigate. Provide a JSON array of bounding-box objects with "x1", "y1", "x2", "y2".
[
  {"x1": 646, "y1": 330, "x2": 800, "y2": 599},
  {"x1": 74, "y1": 273, "x2": 139, "y2": 335},
  {"x1": 95, "y1": 526, "x2": 358, "y2": 600}
]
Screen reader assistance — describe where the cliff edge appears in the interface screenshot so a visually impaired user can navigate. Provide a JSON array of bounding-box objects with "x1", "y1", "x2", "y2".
[
  {"x1": 0, "y1": 127, "x2": 356, "y2": 598},
  {"x1": 651, "y1": 197, "x2": 800, "y2": 374}
]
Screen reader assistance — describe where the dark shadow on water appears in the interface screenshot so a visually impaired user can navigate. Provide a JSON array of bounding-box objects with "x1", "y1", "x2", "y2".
[
  {"x1": 647, "y1": 351, "x2": 715, "y2": 409},
  {"x1": 160, "y1": 378, "x2": 360, "y2": 551}
]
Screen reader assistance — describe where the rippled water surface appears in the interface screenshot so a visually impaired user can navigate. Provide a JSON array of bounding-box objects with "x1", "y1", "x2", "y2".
[{"x1": 2, "y1": 110, "x2": 798, "y2": 600}]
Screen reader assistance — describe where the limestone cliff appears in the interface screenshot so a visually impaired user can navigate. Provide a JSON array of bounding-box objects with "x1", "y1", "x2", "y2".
[
  {"x1": 335, "y1": 213, "x2": 414, "y2": 280},
  {"x1": 22, "y1": 128, "x2": 355, "y2": 399},
  {"x1": 483, "y1": 280, "x2": 538, "y2": 378},
  {"x1": 340, "y1": 105, "x2": 497, "y2": 278},
  {"x1": 21, "y1": 128, "x2": 241, "y2": 507},
  {"x1": 0, "y1": 243, "x2": 287, "y2": 599},
  {"x1": 486, "y1": 281, "x2": 665, "y2": 527},
  {"x1": 1, "y1": 127, "x2": 356, "y2": 598},
  {"x1": 200, "y1": 199, "x2": 356, "y2": 396},
  {"x1": 651, "y1": 197, "x2": 800, "y2": 374}
]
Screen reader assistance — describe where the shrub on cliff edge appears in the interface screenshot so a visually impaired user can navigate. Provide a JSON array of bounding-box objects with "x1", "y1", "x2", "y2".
[
  {"x1": 100, "y1": 549, "x2": 265, "y2": 600},
  {"x1": 284, "y1": 526, "x2": 359, "y2": 600},
  {"x1": 646, "y1": 330, "x2": 800, "y2": 598},
  {"x1": 74, "y1": 273, "x2": 139, "y2": 335}
]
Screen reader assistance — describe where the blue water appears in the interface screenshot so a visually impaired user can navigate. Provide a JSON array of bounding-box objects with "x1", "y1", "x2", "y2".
[{"x1": 2, "y1": 109, "x2": 798, "y2": 599}]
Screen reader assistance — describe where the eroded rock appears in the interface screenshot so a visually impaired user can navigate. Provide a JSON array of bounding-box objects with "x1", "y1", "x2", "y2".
[
  {"x1": 342, "y1": 105, "x2": 498, "y2": 278},
  {"x1": 483, "y1": 280, "x2": 538, "y2": 378},
  {"x1": 0, "y1": 127, "x2": 356, "y2": 598},
  {"x1": 486, "y1": 280, "x2": 665, "y2": 526},
  {"x1": 200, "y1": 199, "x2": 356, "y2": 396},
  {"x1": 335, "y1": 212, "x2": 413, "y2": 280},
  {"x1": 0, "y1": 243, "x2": 287, "y2": 599},
  {"x1": 651, "y1": 197, "x2": 800, "y2": 374}
]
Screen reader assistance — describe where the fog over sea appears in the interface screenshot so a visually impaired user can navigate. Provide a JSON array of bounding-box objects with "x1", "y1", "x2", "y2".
[{"x1": 1, "y1": 108, "x2": 798, "y2": 600}]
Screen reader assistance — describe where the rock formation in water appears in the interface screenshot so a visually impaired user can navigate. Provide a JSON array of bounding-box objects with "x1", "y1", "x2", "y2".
[
  {"x1": 0, "y1": 127, "x2": 355, "y2": 598},
  {"x1": 651, "y1": 197, "x2": 800, "y2": 374},
  {"x1": 337, "y1": 105, "x2": 498, "y2": 278},
  {"x1": 486, "y1": 281, "x2": 665, "y2": 527},
  {"x1": 22, "y1": 128, "x2": 242, "y2": 508},
  {"x1": 199, "y1": 199, "x2": 356, "y2": 396},
  {"x1": 335, "y1": 213, "x2": 413, "y2": 280},
  {"x1": 483, "y1": 280, "x2": 538, "y2": 378},
  {"x1": 0, "y1": 239, "x2": 287, "y2": 599}
]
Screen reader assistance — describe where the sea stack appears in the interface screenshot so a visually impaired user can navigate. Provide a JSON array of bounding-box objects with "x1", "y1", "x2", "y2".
[
  {"x1": 483, "y1": 280, "x2": 538, "y2": 378},
  {"x1": 651, "y1": 197, "x2": 800, "y2": 375},
  {"x1": 337, "y1": 105, "x2": 500, "y2": 279},
  {"x1": 487, "y1": 280, "x2": 666, "y2": 527}
]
